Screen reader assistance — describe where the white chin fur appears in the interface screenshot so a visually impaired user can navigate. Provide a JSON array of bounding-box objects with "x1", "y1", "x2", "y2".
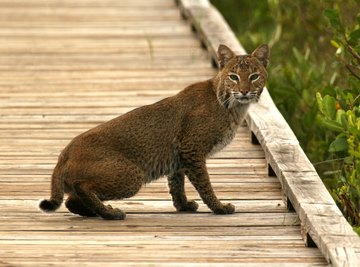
[{"x1": 237, "y1": 98, "x2": 254, "y2": 104}]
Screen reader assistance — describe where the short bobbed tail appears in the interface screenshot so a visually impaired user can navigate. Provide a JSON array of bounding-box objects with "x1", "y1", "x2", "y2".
[
  {"x1": 39, "y1": 199, "x2": 61, "y2": 212},
  {"x1": 39, "y1": 163, "x2": 64, "y2": 213}
]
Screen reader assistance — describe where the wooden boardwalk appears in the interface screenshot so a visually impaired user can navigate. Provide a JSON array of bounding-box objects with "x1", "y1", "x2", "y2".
[{"x1": 0, "y1": 0, "x2": 356, "y2": 266}]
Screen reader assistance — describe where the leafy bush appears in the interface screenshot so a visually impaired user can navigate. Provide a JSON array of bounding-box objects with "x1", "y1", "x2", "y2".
[{"x1": 317, "y1": 8, "x2": 360, "y2": 231}]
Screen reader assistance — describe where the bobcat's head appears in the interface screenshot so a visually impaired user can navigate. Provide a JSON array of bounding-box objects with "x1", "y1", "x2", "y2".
[{"x1": 215, "y1": 44, "x2": 269, "y2": 108}]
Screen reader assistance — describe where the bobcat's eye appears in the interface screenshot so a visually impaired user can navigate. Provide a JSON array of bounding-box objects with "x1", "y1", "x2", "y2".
[
  {"x1": 229, "y1": 73, "x2": 240, "y2": 82},
  {"x1": 249, "y1": 73, "x2": 260, "y2": 82}
]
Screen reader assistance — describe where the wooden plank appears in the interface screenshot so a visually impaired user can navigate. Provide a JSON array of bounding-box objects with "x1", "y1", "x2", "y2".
[
  {"x1": 0, "y1": 27, "x2": 190, "y2": 37},
  {"x1": 0, "y1": 225, "x2": 303, "y2": 236},
  {"x1": 0, "y1": 213, "x2": 301, "y2": 228},
  {"x1": 0, "y1": 76, "x2": 209, "y2": 85},
  {"x1": 0, "y1": 251, "x2": 326, "y2": 266},
  {"x1": 0, "y1": 174, "x2": 276, "y2": 183},
  {"x1": 0, "y1": 262, "x2": 328, "y2": 267},
  {"x1": 0, "y1": 246, "x2": 324, "y2": 258},
  {"x1": 0, "y1": 192, "x2": 282, "y2": 201},
  {"x1": 0, "y1": 181, "x2": 281, "y2": 193},
  {"x1": 0, "y1": 56, "x2": 211, "y2": 71},
  {"x1": 177, "y1": 0, "x2": 360, "y2": 266},
  {"x1": 0, "y1": 37, "x2": 202, "y2": 54},
  {"x1": 0, "y1": 70, "x2": 213, "y2": 81},
  {"x1": 0, "y1": 199, "x2": 286, "y2": 213},
  {"x1": 0, "y1": 0, "x2": 174, "y2": 8}
]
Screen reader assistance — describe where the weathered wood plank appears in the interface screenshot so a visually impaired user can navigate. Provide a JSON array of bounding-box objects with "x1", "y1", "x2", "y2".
[
  {"x1": 0, "y1": 212, "x2": 301, "y2": 227},
  {"x1": 0, "y1": 262, "x2": 328, "y2": 267},
  {"x1": 0, "y1": 225, "x2": 302, "y2": 236},
  {"x1": 0, "y1": 37, "x2": 202, "y2": 54},
  {"x1": 0, "y1": 56, "x2": 211, "y2": 70},
  {"x1": 0, "y1": 199, "x2": 286, "y2": 213},
  {"x1": 0, "y1": 246, "x2": 324, "y2": 259},
  {"x1": 0, "y1": 173, "x2": 275, "y2": 183},
  {"x1": 0, "y1": 0, "x2": 174, "y2": 7}
]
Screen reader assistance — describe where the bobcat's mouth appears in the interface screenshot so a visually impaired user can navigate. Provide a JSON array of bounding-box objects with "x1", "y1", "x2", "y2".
[{"x1": 234, "y1": 94, "x2": 256, "y2": 104}]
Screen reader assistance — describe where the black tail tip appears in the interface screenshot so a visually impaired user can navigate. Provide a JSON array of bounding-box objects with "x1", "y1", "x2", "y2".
[{"x1": 39, "y1": 199, "x2": 59, "y2": 212}]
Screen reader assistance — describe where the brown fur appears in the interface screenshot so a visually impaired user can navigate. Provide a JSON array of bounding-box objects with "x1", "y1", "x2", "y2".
[{"x1": 39, "y1": 44, "x2": 269, "y2": 220}]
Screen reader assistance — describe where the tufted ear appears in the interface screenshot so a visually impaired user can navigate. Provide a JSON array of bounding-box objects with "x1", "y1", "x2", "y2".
[
  {"x1": 217, "y1": 44, "x2": 235, "y2": 69},
  {"x1": 251, "y1": 44, "x2": 270, "y2": 68}
]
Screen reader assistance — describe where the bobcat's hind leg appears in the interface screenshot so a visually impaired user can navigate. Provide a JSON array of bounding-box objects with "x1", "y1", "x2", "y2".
[
  {"x1": 65, "y1": 195, "x2": 97, "y2": 217},
  {"x1": 167, "y1": 171, "x2": 198, "y2": 212},
  {"x1": 73, "y1": 158, "x2": 144, "y2": 220},
  {"x1": 73, "y1": 181, "x2": 127, "y2": 220}
]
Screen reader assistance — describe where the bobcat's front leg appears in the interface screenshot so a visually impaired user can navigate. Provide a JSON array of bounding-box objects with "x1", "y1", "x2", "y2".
[
  {"x1": 167, "y1": 171, "x2": 198, "y2": 212},
  {"x1": 184, "y1": 159, "x2": 235, "y2": 214}
]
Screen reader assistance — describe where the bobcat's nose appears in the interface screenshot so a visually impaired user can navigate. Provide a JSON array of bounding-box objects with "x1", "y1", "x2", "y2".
[{"x1": 240, "y1": 89, "x2": 249, "y2": 95}]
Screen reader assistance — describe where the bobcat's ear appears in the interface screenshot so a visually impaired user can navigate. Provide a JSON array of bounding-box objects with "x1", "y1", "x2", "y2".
[
  {"x1": 251, "y1": 44, "x2": 270, "y2": 68},
  {"x1": 217, "y1": 44, "x2": 235, "y2": 69}
]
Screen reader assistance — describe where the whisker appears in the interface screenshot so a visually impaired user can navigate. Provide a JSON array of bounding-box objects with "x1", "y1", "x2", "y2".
[
  {"x1": 222, "y1": 95, "x2": 232, "y2": 108},
  {"x1": 216, "y1": 88, "x2": 232, "y2": 109}
]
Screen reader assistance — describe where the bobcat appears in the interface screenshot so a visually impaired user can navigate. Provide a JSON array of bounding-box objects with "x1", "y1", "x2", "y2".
[{"x1": 39, "y1": 44, "x2": 269, "y2": 220}]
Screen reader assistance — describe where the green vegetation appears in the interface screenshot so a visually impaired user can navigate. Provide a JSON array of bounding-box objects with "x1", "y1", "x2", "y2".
[{"x1": 210, "y1": 0, "x2": 360, "y2": 234}]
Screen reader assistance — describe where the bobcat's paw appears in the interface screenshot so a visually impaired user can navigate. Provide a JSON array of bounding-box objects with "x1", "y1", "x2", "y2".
[
  {"x1": 101, "y1": 206, "x2": 126, "y2": 220},
  {"x1": 213, "y1": 203, "x2": 235, "y2": 215},
  {"x1": 177, "y1": 200, "x2": 199, "y2": 212}
]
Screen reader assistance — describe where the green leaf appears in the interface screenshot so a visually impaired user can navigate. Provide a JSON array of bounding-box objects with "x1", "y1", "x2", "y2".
[
  {"x1": 292, "y1": 47, "x2": 303, "y2": 64},
  {"x1": 346, "y1": 110, "x2": 356, "y2": 126},
  {"x1": 316, "y1": 92, "x2": 323, "y2": 113},
  {"x1": 330, "y1": 72, "x2": 338, "y2": 85},
  {"x1": 336, "y1": 109, "x2": 348, "y2": 128},
  {"x1": 344, "y1": 156, "x2": 353, "y2": 164},
  {"x1": 331, "y1": 39, "x2": 341, "y2": 48},
  {"x1": 323, "y1": 95, "x2": 337, "y2": 119},
  {"x1": 329, "y1": 136, "x2": 348, "y2": 152},
  {"x1": 317, "y1": 115, "x2": 344, "y2": 132},
  {"x1": 347, "y1": 92, "x2": 355, "y2": 104},
  {"x1": 349, "y1": 29, "x2": 360, "y2": 45},
  {"x1": 323, "y1": 170, "x2": 342, "y2": 176},
  {"x1": 324, "y1": 8, "x2": 338, "y2": 21},
  {"x1": 324, "y1": 8, "x2": 345, "y2": 33}
]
